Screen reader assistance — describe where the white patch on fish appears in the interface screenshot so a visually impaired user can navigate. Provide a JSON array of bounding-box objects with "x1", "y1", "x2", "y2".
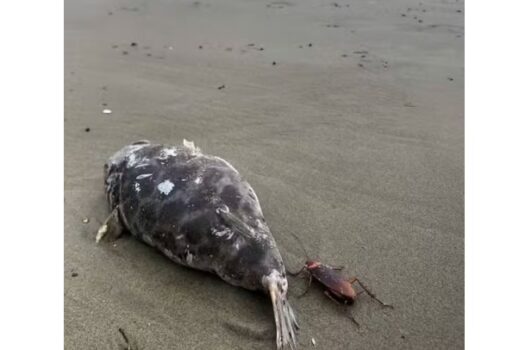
[
  {"x1": 158, "y1": 147, "x2": 178, "y2": 160},
  {"x1": 176, "y1": 234, "x2": 184, "y2": 240},
  {"x1": 134, "y1": 182, "x2": 141, "y2": 193},
  {"x1": 186, "y1": 252, "x2": 194, "y2": 265},
  {"x1": 194, "y1": 176, "x2": 202, "y2": 184},
  {"x1": 163, "y1": 249, "x2": 175, "y2": 260},
  {"x1": 216, "y1": 205, "x2": 230, "y2": 214},
  {"x1": 185, "y1": 245, "x2": 194, "y2": 265},
  {"x1": 212, "y1": 227, "x2": 231, "y2": 237},
  {"x1": 135, "y1": 160, "x2": 150, "y2": 168},
  {"x1": 157, "y1": 180, "x2": 174, "y2": 195},
  {"x1": 262, "y1": 269, "x2": 287, "y2": 291},
  {"x1": 142, "y1": 235, "x2": 154, "y2": 246},
  {"x1": 109, "y1": 143, "x2": 149, "y2": 166},
  {"x1": 127, "y1": 153, "x2": 141, "y2": 168},
  {"x1": 136, "y1": 173, "x2": 152, "y2": 180}
]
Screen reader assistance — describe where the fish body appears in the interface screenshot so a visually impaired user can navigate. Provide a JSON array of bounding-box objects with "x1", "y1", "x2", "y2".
[{"x1": 100, "y1": 140, "x2": 298, "y2": 349}]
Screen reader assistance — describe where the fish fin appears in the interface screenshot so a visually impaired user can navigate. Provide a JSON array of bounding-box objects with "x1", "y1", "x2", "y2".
[
  {"x1": 216, "y1": 206, "x2": 257, "y2": 240},
  {"x1": 182, "y1": 139, "x2": 201, "y2": 155},
  {"x1": 96, "y1": 207, "x2": 124, "y2": 243},
  {"x1": 268, "y1": 279, "x2": 300, "y2": 349}
]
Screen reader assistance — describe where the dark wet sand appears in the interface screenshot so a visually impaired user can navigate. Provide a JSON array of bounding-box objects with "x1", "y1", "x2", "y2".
[{"x1": 65, "y1": 0, "x2": 464, "y2": 349}]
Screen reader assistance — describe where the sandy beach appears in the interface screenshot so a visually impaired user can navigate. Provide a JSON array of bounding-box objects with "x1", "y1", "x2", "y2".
[{"x1": 65, "y1": 0, "x2": 464, "y2": 349}]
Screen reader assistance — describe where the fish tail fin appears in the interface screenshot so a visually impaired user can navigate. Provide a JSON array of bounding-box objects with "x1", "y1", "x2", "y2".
[{"x1": 269, "y1": 282, "x2": 299, "y2": 350}]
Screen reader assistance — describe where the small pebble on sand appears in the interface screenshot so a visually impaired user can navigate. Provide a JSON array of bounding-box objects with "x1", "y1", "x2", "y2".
[
  {"x1": 308, "y1": 43, "x2": 313, "y2": 47},
  {"x1": 85, "y1": 128, "x2": 90, "y2": 132},
  {"x1": 272, "y1": 61, "x2": 276, "y2": 66},
  {"x1": 131, "y1": 42, "x2": 137, "y2": 47},
  {"x1": 71, "y1": 272, "x2": 79, "y2": 277},
  {"x1": 122, "y1": 50, "x2": 128, "y2": 55},
  {"x1": 102, "y1": 109, "x2": 112, "y2": 114},
  {"x1": 448, "y1": 77, "x2": 454, "y2": 81},
  {"x1": 311, "y1": 338, "x2": 316, "y2": 346},
  {"x1": 82, "y1": 218, "x2": 89, "y2": 223},
  {"x1": 218, "y1": 85, "x2": 225, "y2": 90}
]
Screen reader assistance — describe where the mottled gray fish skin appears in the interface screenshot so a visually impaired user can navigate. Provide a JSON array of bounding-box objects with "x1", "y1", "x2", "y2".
[
  {"x1": 103, "y1": 140, "x2": 299, "y2": 349},
  {"x1": 104, "y1": 140, "x2": 286, "y2": 291}
]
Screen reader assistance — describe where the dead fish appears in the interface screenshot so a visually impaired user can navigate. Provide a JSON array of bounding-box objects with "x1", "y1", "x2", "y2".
[{"x1": 97, "y1": 139, "x2": 299, "y2": 349}]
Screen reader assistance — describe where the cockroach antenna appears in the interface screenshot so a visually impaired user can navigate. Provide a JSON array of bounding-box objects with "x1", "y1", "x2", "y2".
[{"x1": 289, "y1": 231, "x2": 310, "y2": 261}]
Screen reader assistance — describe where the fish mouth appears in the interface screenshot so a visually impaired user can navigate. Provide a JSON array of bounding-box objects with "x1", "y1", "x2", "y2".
[{"x1": 267, "y1": 277, "x2": 299, "y2": 350}]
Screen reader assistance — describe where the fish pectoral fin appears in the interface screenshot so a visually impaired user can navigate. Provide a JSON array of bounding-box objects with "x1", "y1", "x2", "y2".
[
  {"x1": 96, "y1": 207, "x2": 124, "y2": 243},
  {"x1": 216, "y1": 206, "x2": 256, "y2": 240}
]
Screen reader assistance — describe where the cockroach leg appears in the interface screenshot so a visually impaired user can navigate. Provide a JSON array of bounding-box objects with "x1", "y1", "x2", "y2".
[
  {"x1": 350, "y1": 278, "x2": 394, "y2": 309},
  {"x1": 323, "y1": 291, "x2": 360, "y2": 328},
  {"x1": 298, "y1": 274, "x2": 313, "y2": 298},
  {"x1": 323, "y1": 290, "x2": 340, "y2": 304},
  {"x1": 345, "y1": 308, "x2": 361, "y2": 328},
  {"x1": 287, "y1": 265, "x2": 306, "y2": 276}
]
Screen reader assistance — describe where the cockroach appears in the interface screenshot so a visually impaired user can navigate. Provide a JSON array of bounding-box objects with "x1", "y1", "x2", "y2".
[{"x1": 288, "y1": 233, "x2": 393, "y2": 327}]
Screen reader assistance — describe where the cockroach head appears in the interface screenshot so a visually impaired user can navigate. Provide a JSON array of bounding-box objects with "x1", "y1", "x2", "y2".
[{"x1": 305, "y1": 260, "x2": 320, "y2": 269}]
